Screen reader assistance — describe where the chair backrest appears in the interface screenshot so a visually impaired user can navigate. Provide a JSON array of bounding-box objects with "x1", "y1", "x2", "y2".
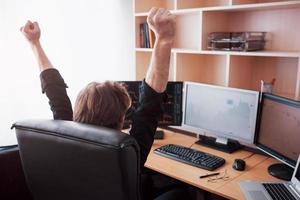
[{"x1": 13, "y1": 119, "x2": 141, "y2": 200}]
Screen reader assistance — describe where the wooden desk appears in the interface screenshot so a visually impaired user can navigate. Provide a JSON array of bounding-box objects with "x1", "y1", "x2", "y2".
[
  {"x1": 145, "y1": 130, "x2": 282, "y2": 200},
  {"x1": 217, "y1": 158, "x2": 284, "y2": 200}
]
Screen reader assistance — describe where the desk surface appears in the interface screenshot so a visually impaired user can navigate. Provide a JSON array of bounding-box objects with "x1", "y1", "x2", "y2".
[{"x1": 145, "y1": 129, "x2": 283, "y2": 200}]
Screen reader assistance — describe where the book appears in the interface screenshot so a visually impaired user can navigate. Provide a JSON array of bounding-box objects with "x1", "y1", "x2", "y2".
[
  {"x1": 139, "y1": 23, "x2": 145, "y2": 48},
  {"x1": 148, "y1": 25, "x2": 156, "y2": 48},
  {"x1": 144, "y1": 23, "x2": 149, "y2": 48},
  {"x1": 140, "y1": 22, "x2": 155, "y2": 48}
]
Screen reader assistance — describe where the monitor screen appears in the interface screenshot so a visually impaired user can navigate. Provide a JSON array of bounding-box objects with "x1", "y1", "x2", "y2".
[
  {"x1": 256, "y1": 93, "x2": 300, "y2": 167},
  {"x1": 182, "y1": 82, "x2": 259, "y2": 144},
  {"x1": 122, "y1": 81, "x2": 183, "y2": 126}
]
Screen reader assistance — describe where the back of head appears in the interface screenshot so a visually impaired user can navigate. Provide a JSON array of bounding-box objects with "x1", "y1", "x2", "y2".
[{"x1": 74, "y1": 81, "x2": 131, "y2": 130}]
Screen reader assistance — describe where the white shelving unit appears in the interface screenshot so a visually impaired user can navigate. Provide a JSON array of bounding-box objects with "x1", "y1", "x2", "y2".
[{"x1": 134, "y1": 0, "x2": 300, "y2": 100}]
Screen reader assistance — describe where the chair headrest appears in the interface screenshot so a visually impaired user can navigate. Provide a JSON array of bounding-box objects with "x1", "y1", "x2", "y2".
[{"x1": 12, "y1": 119, "x2": 137, "y2": 149}]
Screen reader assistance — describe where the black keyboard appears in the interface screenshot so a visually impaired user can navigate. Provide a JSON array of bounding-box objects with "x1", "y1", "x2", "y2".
[
  {"x1": 154, "y1": 144, "x2": 225, "y2": 171},
  {"x1": 263, "y1": 183, "x2": 296, "y2": 200}
]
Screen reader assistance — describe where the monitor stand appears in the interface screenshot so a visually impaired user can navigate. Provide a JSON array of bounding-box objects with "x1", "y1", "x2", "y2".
[
  {"x1": 196, "y1": 135, "x2": 242, "y2": 153},
  {"x1": 268, "y1": 163, "x2": 294, "y2": 181}
]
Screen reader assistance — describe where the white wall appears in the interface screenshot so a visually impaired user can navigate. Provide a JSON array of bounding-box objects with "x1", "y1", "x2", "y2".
[{"x1": 0, "y1": 0, "x2": 134, "y2": 146}]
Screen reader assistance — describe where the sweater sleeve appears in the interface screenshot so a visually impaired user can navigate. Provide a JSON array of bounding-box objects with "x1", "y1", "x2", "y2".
[
  {"x1": 40, "y1": 68, "x2": 73, "y2": 121},
  {"x1": 129, "y1": 80, "x2": 164, "y2": 169}
]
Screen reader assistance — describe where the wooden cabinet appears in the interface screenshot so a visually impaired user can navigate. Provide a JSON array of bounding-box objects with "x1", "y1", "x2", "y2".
[{"x1": 134, "y1": 0, "x2": 300, "y2": 100}]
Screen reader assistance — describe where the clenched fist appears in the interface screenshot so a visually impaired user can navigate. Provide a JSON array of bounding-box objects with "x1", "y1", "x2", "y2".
[
  {"x1": 20, "y1": 20, "x2": 41, "y2": 44},
  {"x1": 147, "y1": 8, "x2": 176, "y2": 43}
]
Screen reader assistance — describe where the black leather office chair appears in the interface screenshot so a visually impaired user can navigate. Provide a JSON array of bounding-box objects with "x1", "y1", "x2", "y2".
[{"x1": 13, "y1": 119, "x2": 141, "y2": 200}]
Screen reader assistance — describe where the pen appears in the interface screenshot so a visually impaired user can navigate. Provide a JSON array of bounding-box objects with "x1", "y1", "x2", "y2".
[{"x1": 199, "y1": 172, "x2": 220, "y2": 179}]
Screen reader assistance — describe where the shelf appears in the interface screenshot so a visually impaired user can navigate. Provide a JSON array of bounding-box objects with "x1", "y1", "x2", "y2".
[
  {"x1": 136, "y1": 48, "x2": 153, "y2": 52},
  {"x1": 174, "y1": 13, "x2": 202, "y2": 49},
  {"x1": 134, "y1": 1, "x2": 300, "y2": 15},
  {"x1": 200, "y1": 50, "x2": 300, "y2": 58},
  {"x1": 135, "y1": 51, "x2": 175, "y2": 81},
  {"x1": 176, "y1": 0, "x2": 230, "y2": 9},
  {"x1": 135, "y1": 9, "x2": 200, "y2": 16},
  {"x1": 136, "y1": 13, "x2": 202, "y2": 49},
  {"x1": 228, "y1": 56, "x2": 299, "y2": 98},
  {"x1": 135, "y1": 0, "x2": 175, "y2": 13},
  {"x1": 176, "y1": 53, "x2": 228, "y2": 86},
  {"x1": 134, "y1": 0, "x2": 300, "y2": 101},
  {"x1": 135, "y1": 12, "x2": 149, "y2": 17},
  {"x1": 202, "y1": 0, "x2": 300, "y2": 11},
  {"x1": 231, "y1": 0, "x2": 297, "y2": 6},
  {"x1": 174, "y1": 49, "x2": 300, "y2": 57},
  {"x1": 136, "y1": 52, "x2": 151, "y2": 80},
  {"x1": 202, "y1": 7, "x2": 300, "y2": 52},
  {"x1": 136, "y1": 48, "x2": 300, "y2": 58}
]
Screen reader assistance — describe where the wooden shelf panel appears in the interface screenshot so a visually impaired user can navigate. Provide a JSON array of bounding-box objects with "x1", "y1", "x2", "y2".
[
  {"x1": 137, "y1": 48, "x2": 300, "y2": 58},
  {"x1": 213, "y1": 50, "x2": 300, "y2": 58},
  {"x1": 135, "y1": 0, "x2": 175, "y2": 13},
  {"x1": 203, "y1": 0, "x2": 300, "y2": 11},
  {"x1": 200, "y1": 50, "x2": 300, "y2": 58},
  {"x1": 135, "y1": 51, "x2": 175, "y2": 81},
  {"x1": 176, "y1": 53, "x2": 227, "y2": 86},
  {"x1": 136, "y1": 48, "x2": 154, "y2": 52},
  {"x1": 202, "y1": 7, "x2": 300, "y2": 52},
  {"x1": 136, "y1": 52, "x2": 150, "y2": 80},
  {"x1": 134, "y1": 1, "x2": 300, "y2": 15},
  {"x1": 177, "y1": 0, "x2": 230, "y2": 9},
  {"x1": 135, "y1": 12, "x2": 150, "y2": 17},
  {"x1": 135, "y1": 9, "x2": 201, "y2": 17},
  {"x1": 232, "y1": 0, "x2": 296, "y2": 6},
  {"x1": 229, "y1": 56, "x2": 299, "y2": 99},
  {"x1": 173, "y1": 13, "x2": 202, "y2": 50}
]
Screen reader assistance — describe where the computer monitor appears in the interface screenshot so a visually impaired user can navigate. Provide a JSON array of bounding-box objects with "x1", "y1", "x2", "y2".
[
  {"x1": 182, "y1": 82, "x2": 260, "y2": 153},
  {"x1": 255, "y1": 93, "x2": 300, "y2": 180},
  {"x1": 121, "y1": 81, "x2": 183, "y2": 127}
]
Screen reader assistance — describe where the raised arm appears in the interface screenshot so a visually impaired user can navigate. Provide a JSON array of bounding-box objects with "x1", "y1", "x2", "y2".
[
  {"x1": 20, "y1": 21, "x2": 73, "y2": 120},
  {"x1": 20, "y1": 21, "x2": 53, "y2": 72},
  {"x1": 145, "y1": 7, "x2": 176, "y2": 93},
  {"x1": 130, "y1": 8, "x2": 176, "y2": 168}
]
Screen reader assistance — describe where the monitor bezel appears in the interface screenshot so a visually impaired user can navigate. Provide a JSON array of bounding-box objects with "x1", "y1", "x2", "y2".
[
  {"x1": 254, "y1": 93, "x2": 300, "y2": 168},
  {"x1": 181, "y1": 81, "x2": 260, "y2": 144},
  {"x1": 291, "y1": 155, "x2": 300, "y2": 189}
]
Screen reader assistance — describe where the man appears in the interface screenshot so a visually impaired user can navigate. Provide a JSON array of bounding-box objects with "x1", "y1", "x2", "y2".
[{"x1": 21, "y1": 7, "x2": 180, "y2": 200}]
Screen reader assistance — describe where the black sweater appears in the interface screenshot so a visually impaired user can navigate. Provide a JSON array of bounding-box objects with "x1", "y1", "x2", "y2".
[{"x1": 40, "y1": 68, "x2": 163, "y2": 168}]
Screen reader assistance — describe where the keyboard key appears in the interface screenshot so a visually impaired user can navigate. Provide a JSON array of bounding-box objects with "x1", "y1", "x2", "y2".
[{"x1": 262, "y1": 183, "x2": 296, "y2": 200}]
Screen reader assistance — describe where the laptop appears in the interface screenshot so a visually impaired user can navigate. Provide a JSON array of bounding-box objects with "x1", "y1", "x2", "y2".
[{"x1": 240, "y1": 155, "x2": 300, "y2": 200}]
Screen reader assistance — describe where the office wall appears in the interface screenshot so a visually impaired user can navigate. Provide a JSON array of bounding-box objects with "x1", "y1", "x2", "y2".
[{"x1": 0, "y1": 0, "x2": 134, "y2": 145}]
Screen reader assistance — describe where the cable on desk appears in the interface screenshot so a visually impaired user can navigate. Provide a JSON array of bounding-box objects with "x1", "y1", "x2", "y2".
[
  {"x1": 188, "y1": 142, "x2": 255, "y2": 162},
  {"x1": 241, "y1": 153, "x2": 256, "y2": 161},
  {"x1": 187, "y1": 141, "x2": 196, "y2": 149}
]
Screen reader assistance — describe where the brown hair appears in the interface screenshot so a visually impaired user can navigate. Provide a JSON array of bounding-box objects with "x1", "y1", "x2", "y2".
[{"x1": 73, "y1": 81, "x2": 131, "y2": 130}]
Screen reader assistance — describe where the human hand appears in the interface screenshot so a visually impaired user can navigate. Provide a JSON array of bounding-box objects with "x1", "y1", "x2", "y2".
[
  {"x1": 147, "y1": 7, "x2": 176, "y2": 43},
  {"x1": 20, "y1": 20, "x2": 41, "y2": 44}
]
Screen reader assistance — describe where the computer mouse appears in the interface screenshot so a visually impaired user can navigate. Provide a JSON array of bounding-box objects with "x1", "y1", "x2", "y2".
[{"x1": 233, "y1": 159, "x2": 246, "y2": 171}]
